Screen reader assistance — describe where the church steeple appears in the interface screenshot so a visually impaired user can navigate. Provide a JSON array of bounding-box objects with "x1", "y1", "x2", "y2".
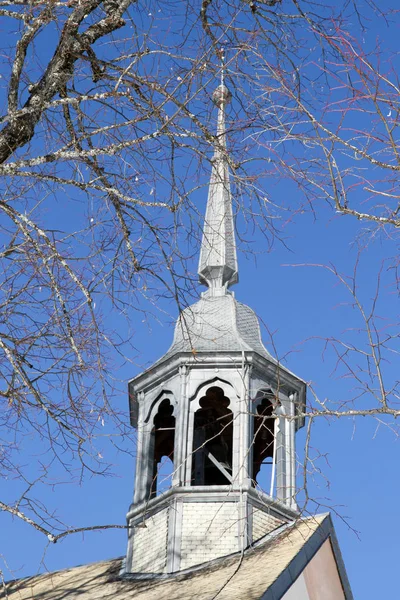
[
  {"x1": 123, "y1": 68, "x2": 306, "y2": 577},
  {"x1": 198, "y1": 77, "x2": 238, "y2": 293}
]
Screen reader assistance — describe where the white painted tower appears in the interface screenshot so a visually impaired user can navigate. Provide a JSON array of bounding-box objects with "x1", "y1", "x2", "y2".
[{"x1": 123, "y1": 79, "x2": 306, "y2": 576}]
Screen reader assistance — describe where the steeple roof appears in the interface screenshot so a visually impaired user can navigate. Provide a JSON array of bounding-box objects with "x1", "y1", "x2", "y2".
[
  {"x1": 198, "y1": 82, "x2": 238, "y2": 292},
  {"x1": 137, "y1": 76, "x2": 304, "y2": 379},
  {"x1": 161, "y1": 79, "x2": 273, "y2": 362},
  {"x1": 162, "y1": 293, "x2": 272, "y2": 361}
]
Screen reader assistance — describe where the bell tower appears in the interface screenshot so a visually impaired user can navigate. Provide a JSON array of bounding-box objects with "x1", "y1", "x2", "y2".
[{"x1": 123, "y1": 77, "x2": 306, "y2": 577}]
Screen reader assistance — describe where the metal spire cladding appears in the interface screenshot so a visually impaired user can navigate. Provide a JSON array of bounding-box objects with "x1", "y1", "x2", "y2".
[
  {"x1": 198, "y1": 77, "x2": 238, "y2": 294},
  {"x1": 156, "y1": 70, "x2": 275, "y2": 364}
]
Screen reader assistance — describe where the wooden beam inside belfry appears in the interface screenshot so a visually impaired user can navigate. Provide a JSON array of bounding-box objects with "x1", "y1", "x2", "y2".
[{"x1": 206, "y1": 451, "x2": 233, "y2": 483}]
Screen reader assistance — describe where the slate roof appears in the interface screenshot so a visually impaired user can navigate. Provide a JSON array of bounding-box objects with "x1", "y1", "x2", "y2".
[
  {"x1": 161, "y1": 291, "x2": 273, "y2": 361},
  {"x1": 1, "y1": 514, "x2": 352, "y2": 600}
]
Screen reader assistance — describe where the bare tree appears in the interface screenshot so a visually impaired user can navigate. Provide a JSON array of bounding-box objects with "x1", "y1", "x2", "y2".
[{"x1": 0, "y1": 0, "x2": 398, "y2": 578}]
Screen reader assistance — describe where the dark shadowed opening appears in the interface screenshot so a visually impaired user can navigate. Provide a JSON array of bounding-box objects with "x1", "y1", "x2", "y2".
[
  {"x1": 151, "y1": 399, "x2": 175, "y2": 497},
  {"x1": 192, "y1": 386, "x2": 233, "y2": 486},
  {"x1": 252, "y1": 394, "x2": 275, "y2": 489}
]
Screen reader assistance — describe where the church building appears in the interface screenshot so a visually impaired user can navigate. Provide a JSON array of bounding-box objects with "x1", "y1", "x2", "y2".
[{"x1": 2, "y1": 80, "x2": 353, "y2": 600}]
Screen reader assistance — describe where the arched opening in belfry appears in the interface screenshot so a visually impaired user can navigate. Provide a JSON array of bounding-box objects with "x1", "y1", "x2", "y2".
[
  {"x1": 192, "y1": 386, "x2": 233, "y2": 486},
  {"x1": 155, "y1": 456, "x2": 174, "y2": 496},
  {"x1": 252, "y1": 392, "x2": 276, "y2": 494},
  {"x1": 151, "y1": 398, "x2": 175, "y2": 497}
]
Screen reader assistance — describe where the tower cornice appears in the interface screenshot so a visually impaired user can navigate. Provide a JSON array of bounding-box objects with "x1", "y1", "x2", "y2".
[{"x1": 128, "y1": 350, "x2": 306, "y2": 429}]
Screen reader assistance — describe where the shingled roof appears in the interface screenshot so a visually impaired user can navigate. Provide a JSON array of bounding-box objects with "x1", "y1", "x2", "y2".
[
  {"x1": 161, "y1": 293, "x2": 273, "y2": 361},
  {"x1": 1, "y1": 514, "x2": 352, "y2": 600}
]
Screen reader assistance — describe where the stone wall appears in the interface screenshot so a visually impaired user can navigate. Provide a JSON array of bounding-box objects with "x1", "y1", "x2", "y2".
[
  {"x1": 180, "y1": 501, "x2": 239, "y2": 570},
  {"x1": 252, "y1": 507, "x2": 283, "y2": 542},
  {"x1": 130, "y1": 507, "x2": 169, "y2": 573},
  {"x1": 125, "y1": 488, "x2": 291, "y2": 575}
]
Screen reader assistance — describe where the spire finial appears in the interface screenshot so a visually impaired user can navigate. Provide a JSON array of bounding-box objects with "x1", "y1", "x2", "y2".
[
  {"x1": 198, "y1": 53, "x2": 238, "y2": 294},
  {"x1": 212, "y1": 49, "x2": 232, "y2": 111}
]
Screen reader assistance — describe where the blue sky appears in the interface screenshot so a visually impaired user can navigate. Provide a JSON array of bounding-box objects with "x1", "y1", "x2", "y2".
[
  {"x1": 3, "y1": 175, "x2": 398, "y2": 598},
  {"x1": 1, "y1": 2, "x2": 400, "y2": 599}
]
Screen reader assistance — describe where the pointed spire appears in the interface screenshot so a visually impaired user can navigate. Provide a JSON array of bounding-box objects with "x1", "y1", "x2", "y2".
[{"x1": 198, "y1": 57, "x2": 238, "y2": 295}]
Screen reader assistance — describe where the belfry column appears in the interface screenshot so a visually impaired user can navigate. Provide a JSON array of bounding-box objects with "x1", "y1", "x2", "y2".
[
  {"x1": 133, "y1": 392, "x2": 154, "y2": 505},
  {"x1": 174, "y1": 365, "x2": 188, "y2": 486},
  {"x1": 239, "y1": 363, "x2": 252, "y2": 487}
]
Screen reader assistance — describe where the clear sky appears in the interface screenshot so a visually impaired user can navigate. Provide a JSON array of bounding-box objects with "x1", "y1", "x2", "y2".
[
  {"x1": 3, "y1": 148, "x2": 399, "y2": 598},
  {"x1": 1, "y1": 2, "x2": 399, "y2": 599}
]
